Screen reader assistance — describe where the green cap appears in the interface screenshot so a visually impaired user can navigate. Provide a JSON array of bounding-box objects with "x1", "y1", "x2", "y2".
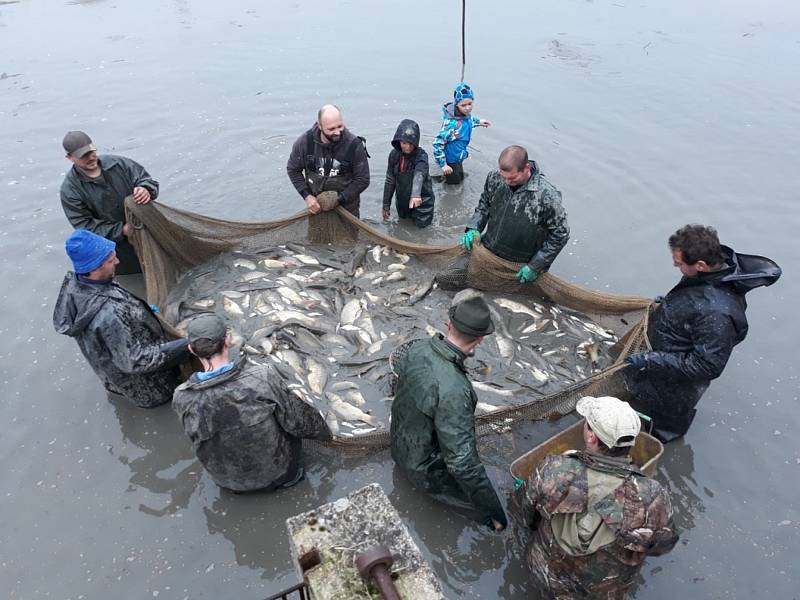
[
  {"x1": 187, "y1": 314, "x2": 227, "y2": 344},
  {"x1": 449, "y1": 295, "x2": 495, "y2": 336}
]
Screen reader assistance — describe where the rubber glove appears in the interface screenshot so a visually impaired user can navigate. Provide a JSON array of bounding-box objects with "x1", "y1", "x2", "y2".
[
  {"x1": 149, "y1": 303, "x2": 161, "y2": 314},
  {"x1": 625, "y1": 352, "x2": 648, "y2": 370},
  {"x1": 461, "y1": 229, "x2": 479, "y2": 250},
  {"x1": 516, "y1": 265, "x2": 538, "y2": 283}
]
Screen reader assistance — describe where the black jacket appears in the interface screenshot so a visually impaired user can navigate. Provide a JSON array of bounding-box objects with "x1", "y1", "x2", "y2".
[
  {"x1": 467, "y1": 161, "x2": 569, "y2": 272},
  {"x1": 53, "y1": 273, "x2": 188, "y2": 408},
  {"x1": 286, "y1": 124, "x2": 370, "y2": 216},
  {"x1": 382, "y1": 119, "x2": 435, "y2": 227},
  {"x1": 625, "y1": 246, "x2": 781, "y2": 438},
  {"x1": 60, "y1": 154, "x2": 159, "y2": 275}
]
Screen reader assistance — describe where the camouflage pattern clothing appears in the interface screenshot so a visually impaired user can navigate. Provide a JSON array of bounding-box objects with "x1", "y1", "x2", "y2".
[
  {"x1": 466, "y1": 160, "x2": 569, "y2": 273},
  {"x1": 523, "y1": 451, "x2": 678, "y2": 599}
]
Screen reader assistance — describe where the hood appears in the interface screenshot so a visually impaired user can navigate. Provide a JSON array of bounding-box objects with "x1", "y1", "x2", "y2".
[
  {"x1": 52, "y1": 273, "x2": 110, "y2": 337},
  {"x1": 391, "y1": 119, "x2": 421, "y2": 152},
  {"x1": 442, "y1": 102, "x2": 468, "y2": 121},
  {"x1": 184, "y1": 357, "x2": 246, "y2": 390},
  {"x1": 718, "y1": 245, "x2": 782, "y2": 293}
]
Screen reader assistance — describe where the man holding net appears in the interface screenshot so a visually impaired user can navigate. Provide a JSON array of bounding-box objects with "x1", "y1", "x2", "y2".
[
  {"x1": 522, "y1": 396, "x2": 678, "y2": 599},
  {"x1": 390, "y1": 293, "x2": 507, "y2": 531},
  {"x1": 286, "y1": 104, "x2": 370, "y2": 217},
  {"x1": 458, "y1": 145, "x2": 569, "y2": 286}
]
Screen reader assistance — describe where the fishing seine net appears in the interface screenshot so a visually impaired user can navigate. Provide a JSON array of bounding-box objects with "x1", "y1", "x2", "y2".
[{"x1": 125, "y1": 196, "x2": 653, "y2": 452}]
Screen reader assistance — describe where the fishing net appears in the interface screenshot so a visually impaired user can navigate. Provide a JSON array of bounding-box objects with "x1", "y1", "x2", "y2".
[{"x1": 125, "y1": 196, "x2": 653, "y2": 452}]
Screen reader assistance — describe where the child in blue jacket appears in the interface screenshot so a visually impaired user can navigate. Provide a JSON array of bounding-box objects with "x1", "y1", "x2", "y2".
[{"x1": 432, "y1": 83, "x2": 491, "y2": 184}]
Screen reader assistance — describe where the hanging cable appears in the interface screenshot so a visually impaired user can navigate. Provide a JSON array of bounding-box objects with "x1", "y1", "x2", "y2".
[{"x1": 460, "y1": 0, "x2": 466, "y2": 82}]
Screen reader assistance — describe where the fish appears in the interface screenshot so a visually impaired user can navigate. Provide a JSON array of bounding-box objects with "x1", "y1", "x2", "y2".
[
  {"x1": 330, "y1": 381, "x2": 360, "y2": 392},
  {"x1": 234, "y1": 258, "x2": 257, "y2": 270},
  {"x1": 408, "y1": 278, "x2": 435, "y2": 306},
  {"x1": 261, "y1": 258, "x2": 287, "y2": 269},
  {"x1": 580, "y1": 341, "x2": 600, "y2": 368},
  {"x1": 494, "y1": 298, "x2": 541, "y2": 320},
  {"x1": 221, "y1": 290, "x2": 245, "y2": 299},
  {"x1": 294, "y1": 254, "x2": 320, "y2": 265},
  {"x1": 306, "y1": 359, "x2": 327, "y2": 395},
  {"x1": 277, "y1": 349, "x2": 305, "y2": 376},
  {"x1": 370, "y1": 245, "x2": 382, "y2": 263},
  {"x1": 325, "y1": 411, "x2": 340, "y2": 435},
  {"x1": 387, "y1": 263, "x2": 406, "y2": 272},
  {"x1": 345, "y1": 246, "x2": 368, "y2": 276},
  {"x1": 189, "y1": 299, "x2": 215, "y2": 309},
  {"x1": 351, "y1": 427, "x2": 377, "y2": 435},
  {"x1": 277, "y1": 286, "x2": 306, "y2": 306},
  {"x1": 344, "y1": 388, "x2": 366, "y2": 407},
  {"x1": 384, "y1": 271, "x2": 406, "y2": 283},
  {"x1": 242, "y1": 271, "x2": 269, "y2": 282},
  {"x1": 222, "y1": 297, "x2": 244, "y2": 317},
  {"x1": 328, "y1": 394, "x2": 378, "y2": 426},
  {"x1": 473, "y1": 381, "x2": 528, "y2": 397},
  {"x1": 476, "y1": 401, "x2": 501, "y2": 414},
  {"x1": 340, "y1": 298, "x2": 362, "y2": 326}
]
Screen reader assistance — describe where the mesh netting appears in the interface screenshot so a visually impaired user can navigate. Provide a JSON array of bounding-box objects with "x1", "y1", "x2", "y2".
[{"x1": 125, "y1": 196, "x2": 653, "y2": 452}]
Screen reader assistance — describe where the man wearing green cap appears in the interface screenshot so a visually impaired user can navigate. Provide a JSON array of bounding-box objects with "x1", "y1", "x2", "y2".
[
  {"x1": 172, "y1": 314, "x2": 331, "y2": 493},
  {"x1": 391, "y1": 292, "x2": 507, "y2": 531},
  {"x1": 521, "y1": 396, "x2": 677, "y2": 599},
  {"x1": 60, "y1": 130, "x2": 159, "y2": 275},
  {"x1": 53, "y1": 229, "x2": 190, "y2": 408}
]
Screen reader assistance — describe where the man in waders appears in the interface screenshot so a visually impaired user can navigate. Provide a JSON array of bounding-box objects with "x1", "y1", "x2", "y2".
[
  {"x1": 390, "y1": 293, "x2": 507, "y2": 532},
  {"x1": 286, "y1": 104, "x2": 370, "y2": 217},
  {"x1": 623, "y1": 224, "x2": 781, "y2": 441},
  {"x1": 60, "y1": 131, "x2": 159, "y2": 275},
  {"x1": 522, "y1": 396, "x2": 678, "y2": 599}
]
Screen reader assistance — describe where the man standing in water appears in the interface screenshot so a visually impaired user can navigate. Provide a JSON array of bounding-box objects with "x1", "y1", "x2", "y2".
[
  {"x1": 60, "y1": 131, "x2": 159, "y2": 275},
  {"x1": 623, "y1": 224, "x2": 781, "y2": 441},
  {"x1": 172, "y1": 314, "x2": 331, "y2": 493},
  {"x1": 286, "y1": 104, "x2": 370, "y2": 217},
  {"x1": 53, "y1": 230, "x2": 189, "y2": 408},
  {"x1": 523, "y1": 396, "x2": 678, "y2": 599},
  {"x1": 391, "y1": 293, "x2": 507, "y2": 531},
  {"x1": 441, "y1": 145, "x2": 569, "y2": 289}
]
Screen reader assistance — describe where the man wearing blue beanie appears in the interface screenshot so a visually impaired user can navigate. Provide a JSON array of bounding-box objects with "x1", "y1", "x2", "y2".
[{"x1": 53, "y1": 230, "x2": 190, "y2": 408}]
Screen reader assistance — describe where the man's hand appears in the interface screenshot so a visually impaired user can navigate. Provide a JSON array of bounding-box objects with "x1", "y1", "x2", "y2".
[
  {"x1": 409, "y1": 197, "x2": 422, "y2": 209},
  {"x1": 132, "y1": 186, "x2": 151, "y2": 204},
  {"x1": 382, "y1": 207, "x2": 391, "y2": 221},
  {"x1": 491, "y1": 518, "x2": 506, "y2": 532},
  {"x1": 479, "y1": 119, "x2": 491, "y2": 128},
  {"x1": 304, "y1": 194, "x2": 321, "y2": 214},
  {"x1": 516, "y1": 265, "x2": 538, "y2": 284},
  {"x1": 442, "y1": 165, "x2": 454, "y2": 176},
  {"x1": 461, "y1": 229, "x2": 479, "y2": 250},
  {"x1": 625, "y1": 352, "x2": 648, "y2": 370},
  {"x1": 122, "y1": 223, "x2": 132, "y2": 237}
]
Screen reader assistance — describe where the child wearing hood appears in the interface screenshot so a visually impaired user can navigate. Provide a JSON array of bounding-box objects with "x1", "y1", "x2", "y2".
[
  {"x1": 383, "y1": 119, "x2": 435, "y2": 228},
  {"x1": 432, "y1": 82, "x2": 491, "y2": 184}
]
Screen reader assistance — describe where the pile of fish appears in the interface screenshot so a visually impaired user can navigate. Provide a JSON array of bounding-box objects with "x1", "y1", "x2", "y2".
[{"x1": 165, "y1": 243, "x2": 619, "y2": 439}]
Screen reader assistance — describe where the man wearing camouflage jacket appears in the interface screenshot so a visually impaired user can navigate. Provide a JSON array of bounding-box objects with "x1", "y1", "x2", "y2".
[{"x1": 522, "y1": 396, "x2": 678, "y2": 599}]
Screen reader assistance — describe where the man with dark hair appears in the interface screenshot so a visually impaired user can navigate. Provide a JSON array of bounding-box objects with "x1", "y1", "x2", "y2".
[
  {"x1": 624, "y1": 224, "x2": 781, "y2": 441},
  {"x1": 286, "y1": 104, "x2": 370, "y2": 217},
  {"x1": 53, "y1": 229, "x2": 189, "y2": 408},
  {"x1": 391, "y1": 292, "x2": 507, "y2": 531},
  {"x1": 523, "y1": 396, "x2": 678, "y2": 599},
  {"x1": 172, "y1": 314, "x2": 331, "y2": 493},
  {"x1": 60, "y1": 131, "x2": 159, "y2": 275},
  {"x1": 459, "y1": 145, "x2": 569, "y2": 285}
]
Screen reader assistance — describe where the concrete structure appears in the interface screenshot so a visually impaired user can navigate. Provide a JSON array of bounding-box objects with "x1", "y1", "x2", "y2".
[{"x1": 286, "y1": 483, "x2": 445, "y2": 599}]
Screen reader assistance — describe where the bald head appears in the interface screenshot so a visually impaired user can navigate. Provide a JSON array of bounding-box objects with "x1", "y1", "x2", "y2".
[
  {"x1": 498, "y1": 145, "x2": 532, "y2": 186},
  {"x1": 317, "y1": 104, "x2": 344, "y2": 143}
]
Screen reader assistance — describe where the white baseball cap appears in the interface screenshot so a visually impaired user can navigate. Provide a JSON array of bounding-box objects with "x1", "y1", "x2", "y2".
[{"x1": 576, "y1": 396, "x2": 641, "y2": 449}]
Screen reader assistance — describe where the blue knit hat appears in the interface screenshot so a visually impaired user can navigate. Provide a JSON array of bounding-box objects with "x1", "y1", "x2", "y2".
[
  {"x1": 65, "y1": 229, "x2": 116, "y2": 274},
  {"x1": 454, "y1": 82, "x2": 474, "y2": 103}
]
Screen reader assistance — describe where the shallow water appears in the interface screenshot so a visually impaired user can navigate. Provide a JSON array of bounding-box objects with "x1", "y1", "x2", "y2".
[{"x1": 1, "y1": 0, "x2": 798, "y2": 598}]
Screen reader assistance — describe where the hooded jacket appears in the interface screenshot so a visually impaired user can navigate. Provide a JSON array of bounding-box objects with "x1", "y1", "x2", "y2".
[
  {"x1": 432, "y1": 102, "x2": 482, "y2": 167},
  {"x1": 624, "y1": 246, "x2": 781, "y2": 438},
  {"x1": 467, "y1": 161, "x2": 570, "y2": 272},
  {"x1": 391, "y1": 335, "x2": 507, "y2": 527},
  {"x1": 172, "y1": 359, "x2": 331, "y2": 492},
  {"x1": 524, "y1": 451, "x2": 678, "y2": 599},
  {"x1": 286, "y1": 124, "x2": 370, "y2": 216},
  {"x1": 383, "y1": 119, "x2": 435, "y2": 227},
  {"x1": 60, "y1": 154, "x2": 159, "y2": 276},
  {"x1": 53, "y1": 273, "x2": 187, "y2": 407}
]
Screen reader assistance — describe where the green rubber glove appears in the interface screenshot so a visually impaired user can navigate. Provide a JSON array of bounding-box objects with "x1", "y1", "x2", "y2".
[
  {"x1": 516, "y1": 265, "x2": 538, "y2": 283},
  {"x1": 461, "y1": 229, "x2": 479, "y2": 250}
]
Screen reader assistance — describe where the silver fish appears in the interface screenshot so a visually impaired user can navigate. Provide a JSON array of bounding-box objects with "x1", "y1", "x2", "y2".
[
  {"x1": 494, "y1": 298, "x2": 540, "y2": 319},
  {"x1": 329, "y1": 394, "x2": 378, "y2": 426},
  {"x1": 234, "y1": 258, "x2": 257, "y2": 270},
  {"x1": 223, "y1": 297, "x2": 244, "y2": 317},
  {"x1": 325, "y1": 411, "x2": 340, "y2": 436},
  {"x1": 306, "y1": 358, "x2": 327, "y2": 395}
]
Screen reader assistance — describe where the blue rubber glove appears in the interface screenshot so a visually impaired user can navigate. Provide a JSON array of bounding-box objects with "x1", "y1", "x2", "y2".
[
  {"x1": 461, "y1": 229, "x2": 479, "y2": 250},
  {"x1": 625, "y1": 352, "x2": 648, "y2": 370},
  {"x1": 149, "y1": 303, "x2": 161, "y2": 314},
  {"x1": 516, "y1": 265, "x2": 538, "y2": 283}
]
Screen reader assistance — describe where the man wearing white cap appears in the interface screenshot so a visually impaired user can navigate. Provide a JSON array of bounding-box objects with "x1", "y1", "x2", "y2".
[
  {"x1": 60, "y1": 130, "x2": 159, "y2": 275},
  {"x1": 522, "y1": 396, "x2": 678, "y2": 599}
]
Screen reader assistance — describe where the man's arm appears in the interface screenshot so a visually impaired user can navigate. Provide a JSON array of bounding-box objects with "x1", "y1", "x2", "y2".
[
  {"x1": 120, "y1": 156, "x2": 159, "y2": 200},
  {"x1": 527, "y1": 189, "x2": 570, "y2": 273},
  {"x1": 339, "y1": 140, "x2": 370, "y2": 205},
  {"x1": 286, "y1": 134, "x2": 312, "y2": 199},
  {"x1": 382, "y1": 153, "x2": 396, "y2": 211},
  {"x1": 61, "y1": 185, "x2": 125, "y2": 241},
  {"x1": 466, "y1": 172, "x2": 495, "y2": 233},
  {"x1": 271, "y1": 376, "x2": 332, "y2": 441},
  {"x1": 410, "y1": 151, "x2": 428, "y2": 200},
  {"x1": 435, "y1": 387, "x2": 507, "y2": 528},
  {"x1": 637, "y1": 312, "x2": 738, "y2": 381}
]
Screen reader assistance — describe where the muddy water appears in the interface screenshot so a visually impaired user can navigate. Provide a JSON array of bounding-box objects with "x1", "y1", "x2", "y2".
[{"x1": 1, "y1": 0, "x2": 798, "y2": 598}]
